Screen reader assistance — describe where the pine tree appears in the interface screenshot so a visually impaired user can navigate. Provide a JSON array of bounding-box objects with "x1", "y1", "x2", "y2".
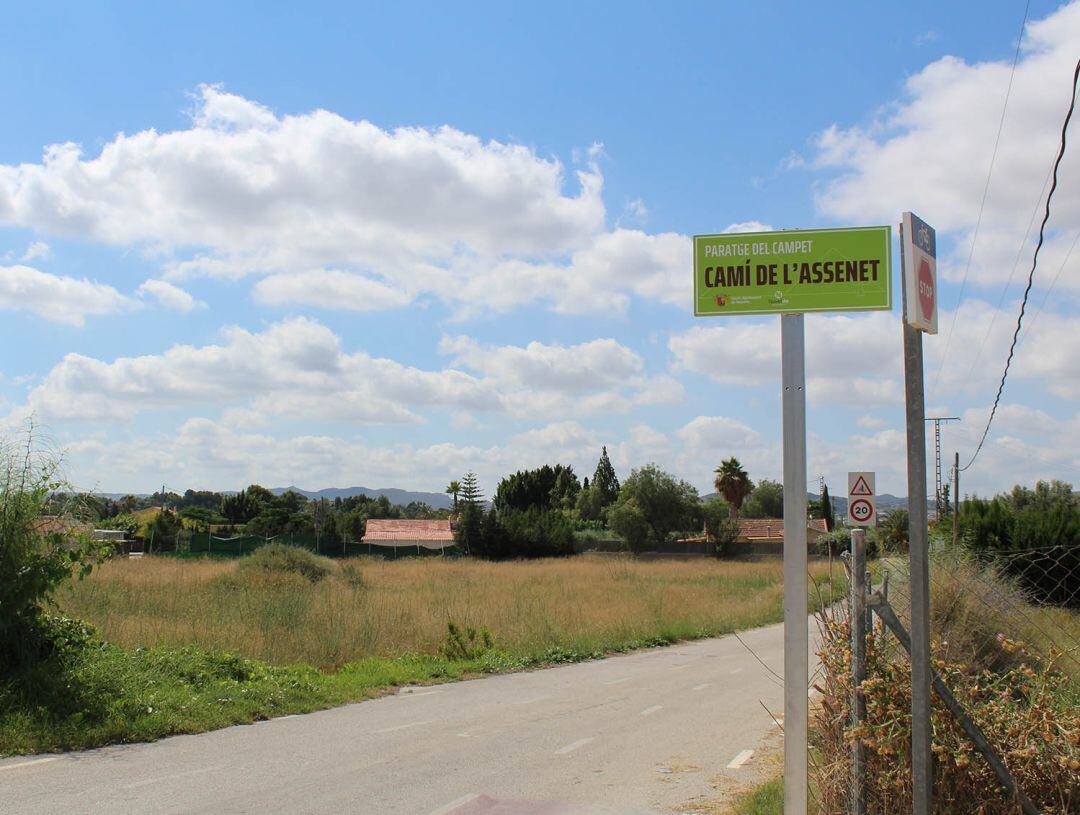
[
  {"x1": 592, "y1": 446, "x2": 620, "y2": 507},
  {"x1": 459, "y1": 472, "x2": 483, "y2": 506}
]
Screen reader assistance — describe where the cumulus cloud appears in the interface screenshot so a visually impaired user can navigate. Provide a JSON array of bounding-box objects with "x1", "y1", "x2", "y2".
[
  {"x1": 20, "y1": 241, "x2": 49, "y2": 262},
  {"x1": 810, "y1": 2, "x2": 1080, "y2": 290},
  {"x1": 0, "y1": 264, "x2": 131, "y2": 325},
  {"x1": 0, "y1": 86, "x2": 710, "y2": 316},
  {"x1": 15, "y1": 318, "x2": 681, "y2": 425},
  {"x1": 136, "y1": 278, "x2": 204, "y2": 312}
]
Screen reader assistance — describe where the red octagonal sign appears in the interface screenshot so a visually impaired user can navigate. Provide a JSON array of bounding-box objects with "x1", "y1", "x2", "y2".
[{"x1": 918, "y1": 258, "x2": 935, "y2": 322}]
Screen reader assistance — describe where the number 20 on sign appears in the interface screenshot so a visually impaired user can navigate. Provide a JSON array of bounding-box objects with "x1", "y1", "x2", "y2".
[{"x1": 848, "y1": 471, "x2": 877, "y2": 527}]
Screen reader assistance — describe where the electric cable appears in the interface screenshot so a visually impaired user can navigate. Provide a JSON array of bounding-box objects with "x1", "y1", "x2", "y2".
[
  {"x1": 932, "y1": 0, "x2": 1030, "y2": 393},
  {"x1": 961, "y1": 55, "x2": 1080, "y2": 472}
]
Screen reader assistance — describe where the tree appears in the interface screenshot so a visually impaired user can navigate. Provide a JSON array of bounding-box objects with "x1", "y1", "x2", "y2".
[
  {"x1": 714, "y1": 457, "x2": 752, "y2": 519},
  {"x1": 222, "y1": 488, "x2": 262, "y2": 524},
  {"x1": 147, "y1": 509, "x2": 182, "y2": 552},
  {"x1": 592, "y1": 446, "x2": 620, "y2": 507},
  {"x1": 874, "y1": 509, "x2": 909, "y2": 553},
  {"x1": 610, "y1": 464, "x2": 700, "y2": 551},
  {"x1": 740, "y1": 479, "x2": 783, "y2": 519},
  {"x1": 453, "y1": 501, "x2": 483, "y2": 556},
  {"x1": 1, "y1": 428, "x2": 109, "y2": 667},
  {"x1": 493, "y1": 465, "x2": 579, "y2": 513},
  {"x1": 821, "y1": 483, "x2": 835, "y2": 531},
  {"x1": 575, "y1": 485, "x2": 604, "y2": 522},
  {"x1": 608, "y1": 500, "x2": 651, "y2": 553},
  {"x1": 701, "y1": 498, "x2": 739, "y2": 556},
  {"x1": 459, "y1": 472, "x2": 483, "y2": 507},
  {"x1": 445, "y1": 480, "x2": 461, "y2": 513}
]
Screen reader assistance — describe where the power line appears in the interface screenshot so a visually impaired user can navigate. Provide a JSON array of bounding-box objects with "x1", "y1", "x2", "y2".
[
  {"x1": 932, "y1": 0, "x2": 1030, "y2": 394},
  {"x1": 961, "y1": 161, "x2": 1052, "y2": 385},
  {"x1": 961, "y1": 55, "x2": 1080, "y2": 473}
]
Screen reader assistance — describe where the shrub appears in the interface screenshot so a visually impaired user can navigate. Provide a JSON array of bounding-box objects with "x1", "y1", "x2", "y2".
[
  {"x1": 438, "y1": 620, "x2": 493, "y2": 661},
  {"x1": 1, "y1": 430, "x2": 109, "y2": 670},
  {"x1": 237, "y1": 543, "x2": 333, "y2": 582}
]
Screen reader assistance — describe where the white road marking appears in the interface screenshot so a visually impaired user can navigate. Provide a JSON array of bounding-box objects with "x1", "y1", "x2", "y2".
[
  {"x1": 0, "y1": 757, "x2": 60, "y2": 772},
  {"x1": 124, "y1": 767, "x2": 217, "y2": 789},
  {"x1": 692, "y1": 683, "x2": 711, "y2": 691},
  {"x1": 602, "y1": 677, "x2": 630, "y2": 685},
  {"x1": 555, "y1": 737, "x2": 594, "y2": 755},
  {"x1": 730, "y1": 668, "x2": 744, "y2": 675},
  {"x1": 427, "y1": 793, "x2": 482, "y2": 815},
  {"x1": 374, "y1": 719, "x2": 434, "y2": 734},
  {"x1": 639, "y1": 705, "x2": 663, "y2": 717},
  {"x1": 671, "y1": 663, "x2": 693, "y2": 671},
  {"x1": 401, "y1": 690, "x2": 441, "y2": 698},
  {"x1": 514, "y1": 695, "x2": 550, "y2": 705},
  {"x1": 727, "y1": 749, "x2": 754, "y2": 769}
]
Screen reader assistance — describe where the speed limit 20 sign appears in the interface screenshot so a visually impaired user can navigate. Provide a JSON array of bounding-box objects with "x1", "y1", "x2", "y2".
[{"x1": 848, "y1": 471, "x2": 877, "y2": 527}]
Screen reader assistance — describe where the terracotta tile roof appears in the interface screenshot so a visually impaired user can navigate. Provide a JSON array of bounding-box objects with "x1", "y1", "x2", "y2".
[
  {"x1": 363, "y1": 519, "x2": 454, "y2": 542},
  {"x1": 738, "y1": 518, "x2": 829, "y2": 539}
]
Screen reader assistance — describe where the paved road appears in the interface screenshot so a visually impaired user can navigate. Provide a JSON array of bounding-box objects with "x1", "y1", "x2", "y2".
[{"x1": 1, "y1": 619, "x2": 817, "y2": 815}]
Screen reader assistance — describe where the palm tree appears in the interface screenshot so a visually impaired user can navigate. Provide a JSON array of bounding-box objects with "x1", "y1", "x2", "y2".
[
  {"x1": 714, "y1": 457, "x2": 752, "y2": 519},
  {"x1": 445, "y1": 480, "x2": 462, "y2": 514}
]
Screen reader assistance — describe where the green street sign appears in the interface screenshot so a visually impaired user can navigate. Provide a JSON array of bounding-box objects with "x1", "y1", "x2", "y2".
[{"x1": 693, "y1": 225, "x2": 892, "y2": 316}]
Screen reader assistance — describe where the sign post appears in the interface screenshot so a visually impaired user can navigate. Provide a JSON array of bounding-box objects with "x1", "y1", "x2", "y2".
[
  {"x1": 847, "y1": 471, "x2": 877, "y2": 527},
  {"x1": 693, "y1": 225, "x2": 892, "y2": 815},
  {"x1": 900, "y1": 211, "x2": 936, "y2": 815}
]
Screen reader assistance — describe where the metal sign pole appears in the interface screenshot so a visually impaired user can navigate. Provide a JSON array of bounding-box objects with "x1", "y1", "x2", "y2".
[
  {"x1": 781, "y1": 312, "x2": 808, "y2": 815},
  {"x1": 901, "y1": 223, "x2": 933, "y2": 814}
]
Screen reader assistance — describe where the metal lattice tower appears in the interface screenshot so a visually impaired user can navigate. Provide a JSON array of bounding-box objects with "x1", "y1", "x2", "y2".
[{"x1": 925, "y1": 417, "x2": 959, "y2": 517}]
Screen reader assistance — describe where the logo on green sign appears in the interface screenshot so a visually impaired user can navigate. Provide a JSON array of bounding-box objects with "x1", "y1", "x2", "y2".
[{"x1": 693, "y1": 226, "x2": 892, "y2": 316}]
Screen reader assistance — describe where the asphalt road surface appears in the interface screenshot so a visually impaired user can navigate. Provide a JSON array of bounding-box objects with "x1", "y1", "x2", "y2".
[{"x1": 1, "y1": 618, "x2": 817, "y2": 814}]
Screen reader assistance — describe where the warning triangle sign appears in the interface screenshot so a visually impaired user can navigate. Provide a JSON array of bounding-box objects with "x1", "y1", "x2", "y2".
[{"x1": 850, "y1": 475, "x2": 873, "y2": 496}]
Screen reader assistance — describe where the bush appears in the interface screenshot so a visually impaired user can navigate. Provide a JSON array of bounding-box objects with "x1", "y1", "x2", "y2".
[
  {"x1": 817, "y1": 526, "x2": 879, "y2": 560},
  {"x1": 236, "y1": 543, "x2": 334, "y2": 582},
  {"x1": 438, "y1": 620, "x2": 494, "y2": 661},
  {"x1": 1, "y1": 430, "x2": 109, "y2": 670}
]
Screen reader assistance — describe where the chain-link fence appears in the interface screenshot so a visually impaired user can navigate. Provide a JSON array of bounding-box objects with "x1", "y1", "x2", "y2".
[{"x1": 812, "y1": 540, "x2": 1079, "y2": 814}]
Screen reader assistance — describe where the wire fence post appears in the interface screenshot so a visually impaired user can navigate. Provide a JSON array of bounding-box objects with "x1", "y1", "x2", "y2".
[{"x1": 850, "y1": 528, "x2": 867, "y2": 815}]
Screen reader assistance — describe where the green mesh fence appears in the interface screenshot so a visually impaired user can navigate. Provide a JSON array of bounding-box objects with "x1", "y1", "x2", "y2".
[{"x1": 185, "y1": 532, "x2": 461, "y2": 559}]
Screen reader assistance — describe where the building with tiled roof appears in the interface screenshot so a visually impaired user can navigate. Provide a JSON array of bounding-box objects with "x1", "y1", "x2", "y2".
[{"x1": 362, "y1": 519, "x2": 455, "y2": 551}]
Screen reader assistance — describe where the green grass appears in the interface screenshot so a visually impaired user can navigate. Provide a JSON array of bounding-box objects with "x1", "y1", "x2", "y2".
[
  {"x1": 2, "y1": 556, "x2": 847, "y2": 756},
  {"x1": 727, "y1": 777, "x2": 783, "y2": 815}
]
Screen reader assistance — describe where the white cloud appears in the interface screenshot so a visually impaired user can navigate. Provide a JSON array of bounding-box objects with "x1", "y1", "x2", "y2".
[
  {"x1": 253, "y1": 269, "x2": 410, "y2": 311},
  {"x1": 723, "y1": 221, "x2": 774, "y2": 234},
  {"x1": 136, "y1": 278, "x2": 204, "y2": 312},
  {"x1": 810, "y1": 2, "x2": 1080, "y2": 290},
  {"x1": 0, "y1": 264, "x2": 131, "y2": 325},
  {"x1": 20, "y1": 241, "x2": 50, "y2": 262},
  {"x1": 15, "y1": 318, "x2": 682, "y2": 426},
  {"x1": 668, "y1": 311, "x2": 901, "y2": 406}
]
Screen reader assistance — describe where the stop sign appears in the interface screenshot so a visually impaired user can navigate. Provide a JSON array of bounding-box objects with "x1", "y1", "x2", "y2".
[{"x1": 917, "y1": 258, "x2": 935, "y2": 322}]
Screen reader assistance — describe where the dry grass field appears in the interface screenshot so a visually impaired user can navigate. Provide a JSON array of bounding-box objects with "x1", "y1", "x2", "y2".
[{"x1": 59, "y1": 554, "x2": 846, "y2": 670}]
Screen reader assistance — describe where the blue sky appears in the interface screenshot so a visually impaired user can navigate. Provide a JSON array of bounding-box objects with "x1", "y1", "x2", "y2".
[{"x1": 1, "y1": 1, "x2": 1077, "y2": 498}]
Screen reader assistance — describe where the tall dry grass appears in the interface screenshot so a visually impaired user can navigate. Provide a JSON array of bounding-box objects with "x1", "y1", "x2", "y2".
[{"x1": 58, "y1": 555, "x2": 844, "y2": 670}]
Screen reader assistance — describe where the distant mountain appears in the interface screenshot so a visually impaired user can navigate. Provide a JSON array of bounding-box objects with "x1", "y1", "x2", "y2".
[
  {"x1": 269, "y1": 485, "x2": 453, "y2": 510},
  {"x1": 701, "y1": 491, "x2": 924, "y2": 518}
]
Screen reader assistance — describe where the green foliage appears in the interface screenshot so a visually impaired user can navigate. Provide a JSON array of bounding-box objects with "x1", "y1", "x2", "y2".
[
  {"x1": 493, "y1": 464, "x2": 580, "y2": 513},
  {"x1": 714, "y1": 457, "x2": 752, "y2": 518},
  {"x1": 0, "y1": 431, "x2": 110, "y2": 670},
  {"x1": 498, "y1": 508, "x2": 574, "y2": 558},
  {"x1": 445, "y1": 480, "x2": 461, "y2": 512},
  {"x1": 740, "y1": 478, "x2": 783, "y2": 519},
  {"x1": 608, "y1": 500, "x2": 651, "y2": 553},
  {"x1": 221, "y1": 488, "x2": 263, "y2": 524},
  {"x1": 701, "y1": 498, "x2": 740, "y2": 555},
  {"x1": 591, "y1": 446, "x2": 620, "y2": 507},
  {"x1": 574, "y1": 485, "x2": 605, "y2": 522},
  {"x1": 457, "y1": 472, "x2": 483, "y2": 508},
  {"x1": 873, "y1": 508, "x2": 909, "y2": 553},
  {"x1": 147, "y1": 509, "x2": 183, "y2": 552},
  {"x1": 728, "y1": 777, "x2": 783, "y2": 815},
  {"x1": 452, "y1": 501, "x2": 484, "y2": 556},
  {"x1": 438, "y1": 620, "x2": 493, "y2": 661},
  {"x1": 960, "y1": 480, "x2": 1079, "y2": 606},
  {"x1": 96, "y1": 513, "x2": 139, "y2": 536},
  {"x1": 237, "y1": 543, "x2": 334, "y2": 582},
  {"x1": 821, "y1": 482, "x2": 835, "y2": 530},
  {"x1": 816, "y1": 525, "x2": 879, "y2": 559},
  {"x1": 611, "y1": 464, "x2": 700, "y2": 552}
]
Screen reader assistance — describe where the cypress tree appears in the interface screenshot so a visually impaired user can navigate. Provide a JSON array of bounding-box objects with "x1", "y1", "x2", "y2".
[{"x1": 592, "y1": 446, "x2": 620, "y2": 507}]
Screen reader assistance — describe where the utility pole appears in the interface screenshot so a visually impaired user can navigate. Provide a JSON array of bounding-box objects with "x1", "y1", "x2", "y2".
[
  {"x1": 952, "y1": 452, "x2": 960, "y2": 548},
  {"x1": 924, "y1": 417, "x2": 958, "y2": 519}
]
